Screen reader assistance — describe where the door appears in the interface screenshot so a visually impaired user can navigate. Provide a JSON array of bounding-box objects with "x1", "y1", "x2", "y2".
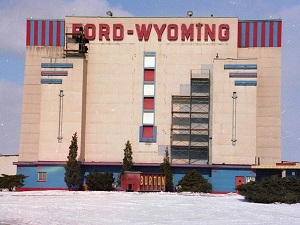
[{"x1": 235, "y1": 176, "x2": 244, "y2": 193}]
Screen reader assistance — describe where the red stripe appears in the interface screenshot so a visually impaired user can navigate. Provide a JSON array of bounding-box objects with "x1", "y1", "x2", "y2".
[
  {"x1": 56, "y1": 21, "x2": 61, "y2": 46},
  {"x1": 49, "y1": 21, "x2": 53, "y2": 46},
  {"x1": 16, "y1": 187, "x2": 72, "y2": 192},
  {"x1": 261, "y1": 21, "x2": 266, "y2": 47},
  {"x1": 277, "y1": 21, "x2": 282, "y2": 47},
  {"x1": 269, "y1": 21, "x2": 274, "y2": 47},
  {"x1": 34, "y1": 20, "x2": 38, "y2": 46},
  {"x1": 41, "y1": 71, "x2": 68, "y2": 75},
  {"x1": 245, "y1": 22, "x2": 250, "y2": 47},
  {"x1": 26, "y1": 20, "x2": 31, "y2": 46},
  {"x1": 41, "y1": 21, "x2": 46, "y2": 46},
  {"x1": 237, "y1": 22, "x2": 242, "y2": 47},
  {"x1": 253, "y1": 22, "x2": 258, "y2": 47}
]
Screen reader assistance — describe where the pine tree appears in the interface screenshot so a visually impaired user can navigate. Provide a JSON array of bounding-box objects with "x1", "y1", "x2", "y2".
[
  {"x1": 0, "y1": 174, "x2": 28, "y2": 191},
  {"x1": 64, "y1": 132, "x2": 82, "y2": 190},
  {"x1": 178, "y1": 169, "x2": 212, "y2": 193},
  {"x1": 121, "y1": 140, "x2": 133, "y2": 173},
  {"x1": 160, "y1": 147, "x2": 174, "y2": 191},
  {"x1": 85, "y1": 171, "x2": 115, "y2": 191}
]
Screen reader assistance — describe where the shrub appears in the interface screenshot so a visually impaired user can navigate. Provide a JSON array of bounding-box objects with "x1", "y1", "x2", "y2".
[
  {"x1": 237, "y1": 176, "x2": 300, "y2": 204},
  {"x1": 64, "y1": 132, "x2": 81, "y2": 190},
  {"x1": 0, "y1": 174, "x2": 28, "y2": 191},
  {"x1": 177, "y1": 170, "x2": 212, "y2": 193},
  {"x1": 85, "y1": 171, "x2": 115, "y2": 191},
  {"x1": 160, "y1": 148, "x2": 174, "y2": 192}
]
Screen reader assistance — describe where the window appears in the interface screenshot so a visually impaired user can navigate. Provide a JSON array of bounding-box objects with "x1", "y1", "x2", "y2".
[
  {"x1": 143, "y1": 84, "x2": 155, "y2": 96},
  {"x1": 143, "y1": 126, "x2": 154, "y2": 138},
  {"x1": 144, "y1": 69, "x2": 155, "y2": 81},
  {"x1": 143, "y1": 97, "x2": 154, "y2": 110},
  {"x1": 143, "y1": 112, "x2": 154, "y2": 125},
  {"x1": 140, "y1": 52, "x2": 157, "y2": 143},
  {"x1": 246, "y1": 176, "x2": 255, "y2": 183},
  {"x1": 144, "y1": 56, "x2": 155, "y2": 68},
  {"x1": 38, "y1": 172, "x2": 47, "y2": 182}
]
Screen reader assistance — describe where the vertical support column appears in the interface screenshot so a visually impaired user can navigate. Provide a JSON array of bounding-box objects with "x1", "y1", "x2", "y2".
[
  {"x1": 231, "y1": 92, "x2": 237, "y2": 145},
  {"x1": 57, "y1": 90, "x2": 64, "y2": 143},
  {"x1": 139, "y1": 52, "x2": 157, "y2": 142}
]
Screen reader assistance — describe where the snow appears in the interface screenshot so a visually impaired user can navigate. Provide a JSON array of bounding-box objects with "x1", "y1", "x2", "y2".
[{"x1": 0, "y1": 191, "x2": 299, "y2": 225}]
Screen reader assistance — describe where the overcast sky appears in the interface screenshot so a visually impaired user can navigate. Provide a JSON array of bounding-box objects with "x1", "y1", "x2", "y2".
[{"x1": 0, "y1": 0, "x2": 300, "y2": 161}]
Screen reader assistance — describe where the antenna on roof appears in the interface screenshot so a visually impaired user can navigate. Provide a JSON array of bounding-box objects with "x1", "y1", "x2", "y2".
[{"x1": 106, "y1": 11, "x2": 113, "y2": 17}]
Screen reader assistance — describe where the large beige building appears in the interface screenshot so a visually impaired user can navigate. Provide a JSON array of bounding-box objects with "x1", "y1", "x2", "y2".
[{"x1": 16, "y1": 16, "x2": 282, "y2": 192}]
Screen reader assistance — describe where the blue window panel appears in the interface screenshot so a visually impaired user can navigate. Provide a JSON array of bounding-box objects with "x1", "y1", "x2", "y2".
[
  {"x1": 224, "y1": 64, "x2": 257, "y2": 70},
  {"x1": 235, "y1": 80, "x2": 257, "y2": 86},
  {"x1": 41, "y1": 79, "x2": 62, "y2": 84},
  {"x1": 41, "y1": 63, "x2": 73, "y2": 68},
  {"x1": 139, "y1": 126, "x2": 157, "y2": 143}
]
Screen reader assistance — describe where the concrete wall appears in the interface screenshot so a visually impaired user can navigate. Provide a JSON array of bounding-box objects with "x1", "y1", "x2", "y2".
[
  {"x1": 0, "y1": 155, "x2": 18, "y2": 175},
  {"x1": 18, "y1": 17, "x2": 281, "y2": 166}
]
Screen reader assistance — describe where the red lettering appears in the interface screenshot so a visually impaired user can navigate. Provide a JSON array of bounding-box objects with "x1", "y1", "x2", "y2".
[
  {"x1": 113, "y1": 24, "x2": 124, "y2": 41},
  {"x1": 204, "y1": 24, "x2": 216, "y2": 41},
  {"x1": 136, "y1": 24, "x2": 152, "y2": 41},
  {"x1": 153, "y1": 24, "x2": 166, "y2": 41},
  {"x1": 71, "y1": 23, "x2": 230, "y2": 42},
  {"x1": 167, "y1": 24, "x2": 178, "y2": 41},
  {"x1": 72, "y1": 23, "x2": 83, "y2": 34},
  {"x1": 219, "y1": 24, "x2": 229, "y2": 41},
  {"x1": 99, "y1": 24, "x2": 110, "y2": 41},
  {"x1": 84, "y1": 24, "x2": 96, "y2": 40},
  {"x1": 181, "y1": 24, "x2": 194, "y2": 41},
  {"x1": 196, "y1": 23, "x2": 202, "y2": 41}
]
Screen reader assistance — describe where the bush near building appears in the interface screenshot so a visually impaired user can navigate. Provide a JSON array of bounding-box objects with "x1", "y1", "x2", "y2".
[
  {"x1": 64, "y1": 132, "x2": 82, "y2": 190},
  {"x1": 85, "y1": 171, "x2": 115, "y2": 191},
  {"x1": 160, "y1": 148, "x2": 174, "y2": 192},
  {"x1": 177, "y1": 170, "x2": 212, "y2": 193},
  {"x1": 0, "y1": 174, "x2": 28, "y2": 191},
  {"x1": 237, "y1": 175, "x2": 300, "y2": 204}
]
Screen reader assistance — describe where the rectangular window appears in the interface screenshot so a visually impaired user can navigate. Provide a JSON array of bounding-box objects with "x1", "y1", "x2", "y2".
[
  {"x1": 140, "y1": 52, "x2": 156, "y2": 143},
  {"x1": 144, "y1": 97, "x2": 154, "y2": 110},
  {"x1": 143, "y1": 112, "x2": 154, "y2": 125},
  {"x1": 143, "y1": 126, "x2": 154, "y2": 138},
  {"x1": 143, "y1": 84, "x2": 155, "y2": 96},
  {"x1": 144, "y1": 56, "x2": 155, "y2": 68},
  {"x1": 38, "y1": 172, "x2": 47, "y2": 182},
  {"x1": 144, "y1": 69, "x2": 155, "y2": 82},
  {"x1": 246, "y1": 176, "x2": 255, "y2": 183}
]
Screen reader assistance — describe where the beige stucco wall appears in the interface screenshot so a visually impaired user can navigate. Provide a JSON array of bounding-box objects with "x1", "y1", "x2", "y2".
[
  {"x1": 0, "y1": 155, "x2": 18, "y2": 175},
  {"x1": 211, "y1": 58, "x2": 257, "y2": 165},
  {"x1": 38, "y1": 58, "x2": 87, "y2": 161},
  {"x1": 19, "y1": 47, "x2": 63, "y2": 161},
  {"x1": 64, "y1": 17, "x2": 239, "y2": 163},
  {"x1": 239, "y1": 48, "x2": 281, "y2": 165},
  {"x1": 19, "y1": 17, "x2": 281, "y2": 166}
]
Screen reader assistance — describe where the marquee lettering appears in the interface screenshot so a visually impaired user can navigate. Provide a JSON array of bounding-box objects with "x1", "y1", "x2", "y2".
[{"x1": 72, "y1": 23, "x2": 230, "y2": 42}]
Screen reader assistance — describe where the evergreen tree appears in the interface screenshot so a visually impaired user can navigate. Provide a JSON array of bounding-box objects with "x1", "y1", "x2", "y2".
[
  {"x1": 0, "y1": 174, "x2": 28, "y2": 191},
  {"x1": 64, "y1": 132, "x2": 82, "y2": 190},
  {"x1": 85, "y1": 171, "x2": 115, "y2": 191},
  {"x1": 121, "y1": 140, "x2": 133, "y2": 173},
  {"x1": 178, "y1": 169, "x2": 212, "y2": 193},
  {"x1": 237, "y1": 176, "x2": 300, "y2": 204},
  {"x1": 160, "y1": 148, "x2": 174, "y2": 191}
]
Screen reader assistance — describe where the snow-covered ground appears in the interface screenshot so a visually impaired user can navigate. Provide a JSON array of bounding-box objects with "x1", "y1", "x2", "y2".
[{"x1": 0, "y1": 191, "x2": 299, "y2": 225}]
